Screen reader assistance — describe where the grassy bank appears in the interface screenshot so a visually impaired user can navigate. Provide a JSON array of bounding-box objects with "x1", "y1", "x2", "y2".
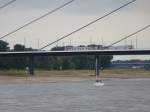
[{"x1": 0, "y1": 69, "x2": 150, "y2": 78}]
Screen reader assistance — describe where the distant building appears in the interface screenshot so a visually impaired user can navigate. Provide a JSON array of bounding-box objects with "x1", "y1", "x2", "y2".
[
  {"x1": 51, "y1": 44, "x2": 134, "y2": 51},
  {"x1": 108, "y1": 45, "x2": 133, "y2": 50},
  {"x1": 111, "y1": 61, "x2": 150, "y2": 69},
  {"x1": 51, "y1": 46, "x2": 65, "y2": 51},
  {"x1": 64, "y1": 44, "x2": 103, "y2": 51}
]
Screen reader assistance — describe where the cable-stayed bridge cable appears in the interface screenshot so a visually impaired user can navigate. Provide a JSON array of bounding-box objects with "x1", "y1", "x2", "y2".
[
  {"x1": 0, "y1": 0, "x2": 75, "y2": 40},
  {"x1": 40, "y1": 0, "x2": 136, "y2": 50},
  {"x1": 0, "y1": 0, "x2": 16, "y2": 10},
  {"x1": 107, "y1": 25, "x2": 150, "y2": 48}
]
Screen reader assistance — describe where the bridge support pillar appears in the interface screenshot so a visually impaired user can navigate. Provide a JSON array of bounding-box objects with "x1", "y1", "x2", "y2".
[
  {"x1": 95, "y1": 55, "x2": 102, "y2": 82},
  {"x1": 29, "y1": 56, "x2": 34, "y2": 76}
]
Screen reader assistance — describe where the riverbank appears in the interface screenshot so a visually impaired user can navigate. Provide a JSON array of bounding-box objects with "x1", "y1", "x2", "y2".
[{"x1": 0, "y1": 69, "x2": 150, "y2": 84}]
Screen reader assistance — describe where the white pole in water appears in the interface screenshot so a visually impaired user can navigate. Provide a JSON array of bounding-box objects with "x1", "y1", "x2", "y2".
[{"x1": 94, "y1": 55, "x2": 104, "y2": 86}]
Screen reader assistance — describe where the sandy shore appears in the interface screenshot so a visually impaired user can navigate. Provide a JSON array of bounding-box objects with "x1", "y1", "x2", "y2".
[
  {"x1": 0, "y1": 76, "x2": 95, "y2": 84},
  {"x1": 0, "y1": 69, "x2": 150, "y2": 84}
]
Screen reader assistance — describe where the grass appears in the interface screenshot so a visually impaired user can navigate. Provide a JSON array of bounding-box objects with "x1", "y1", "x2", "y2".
[
  {"x1": 101, "y1": 69, "x2": 150, "y2": 78},
  {"x1": 0, "y1": 70, "x2": 25, "y2": 77},
  {"x1": 0, "y1": 69, "x2": 150, "y2": 78}
]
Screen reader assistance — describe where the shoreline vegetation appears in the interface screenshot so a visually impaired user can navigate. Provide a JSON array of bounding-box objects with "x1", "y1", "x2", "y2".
[{"x1": 0, "y1": 69, "x2": 150, "y2": 84}]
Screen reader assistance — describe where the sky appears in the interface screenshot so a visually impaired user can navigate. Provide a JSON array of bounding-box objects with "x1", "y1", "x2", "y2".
[{"x1": 0, "y1": 0, "x2": 150, "y2": 60}]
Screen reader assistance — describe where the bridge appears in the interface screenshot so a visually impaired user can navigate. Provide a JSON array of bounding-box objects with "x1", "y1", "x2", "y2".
[
  {"x1": 0, "y1": 0, "x2": 150, "y2": 83},
  {"x1": 0, "y1": 49, "x2": 150, "y2": 82}
]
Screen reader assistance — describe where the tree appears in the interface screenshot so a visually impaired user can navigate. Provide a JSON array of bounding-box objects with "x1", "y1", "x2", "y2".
[
  {"x1": 34, "y1": 56, "x2": 53, "y2": 70},
  {"x1": 0, "y1": 40, "x2": 9, "y2": 51},
  {"x1": 13, "y1": 44, "x2": 27, "y2": 70},
  {"x1": 14, "y1": 44, "x2": 25, "y2": 51},
  {"x1": 99, "y1": 55, "x2": 113, "y2": 69},
  {"x1": 0, "y1": 40, "x2": 10, "y2": 69}
]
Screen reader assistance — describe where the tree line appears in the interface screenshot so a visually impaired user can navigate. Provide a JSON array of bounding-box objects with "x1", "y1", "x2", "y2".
[{"x1": 0, "y1": 40, "x2": 113, "y2": 70}]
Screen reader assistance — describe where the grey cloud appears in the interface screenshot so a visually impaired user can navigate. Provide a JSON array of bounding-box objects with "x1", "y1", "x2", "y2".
[
  {"x1": 4, "y1": 0, "x2": 134, "y2": 14},
  {"x1": 67, "y1": 0, "x2": 131, "y2": 14}
]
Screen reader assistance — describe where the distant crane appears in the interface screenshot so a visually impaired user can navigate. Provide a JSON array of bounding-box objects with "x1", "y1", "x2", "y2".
[
  {"x1": 40, "y1": 0, "x2": 136, "y2": 50},
  {"x1": 107, "y1": 25, "x2": 150, "y2": 48}
]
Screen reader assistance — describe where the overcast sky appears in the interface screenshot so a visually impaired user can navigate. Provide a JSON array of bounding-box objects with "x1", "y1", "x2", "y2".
[{"x1": 0, "y1": 0, "x2": 150, "y2": 60}]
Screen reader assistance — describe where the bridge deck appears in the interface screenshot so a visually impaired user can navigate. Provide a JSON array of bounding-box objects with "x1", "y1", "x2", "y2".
[{"x1": 0, "y1": 49, "x2": 150, "y2": 57}]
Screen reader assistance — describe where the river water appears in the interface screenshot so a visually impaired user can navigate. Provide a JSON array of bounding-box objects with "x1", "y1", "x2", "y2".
[{"x1": 0, "y1": 79, "x2": 150, "y2": 112}]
